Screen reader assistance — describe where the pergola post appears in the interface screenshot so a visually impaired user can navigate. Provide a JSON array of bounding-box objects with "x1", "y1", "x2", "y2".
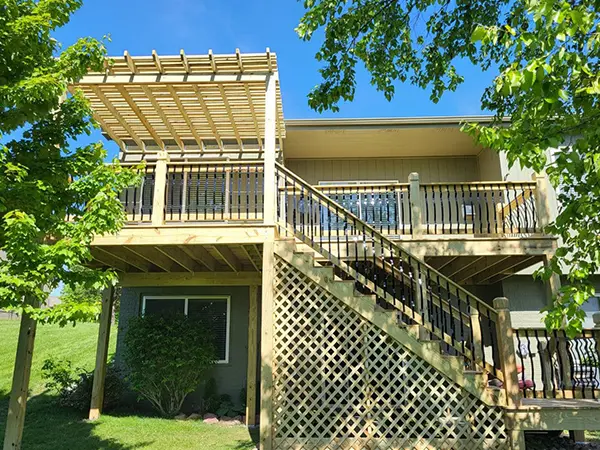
[
  {"x1": 245, "y1": 285, "x2": 259, "y2": 426},
  {"x1": 89, "y1": 286, "x2": 115, "y2": 420},
  {"x1": 262, "y1": 72, "x2": 277, "y2": 226},
  {"x1": 3, "y1": 296, "x2": 39, "y2": 450},
  {"x1": 259, "y1": 69, "x2": 277, "y2": 450}
]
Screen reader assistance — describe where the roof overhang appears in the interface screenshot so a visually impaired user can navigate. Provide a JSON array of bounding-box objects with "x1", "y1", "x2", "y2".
[
  {"x1": 283, "y1": 116, "x2": 507, "y2": 159},
  {"x1": 69, "y1": 49, "x2": 285, "y2": 159}
]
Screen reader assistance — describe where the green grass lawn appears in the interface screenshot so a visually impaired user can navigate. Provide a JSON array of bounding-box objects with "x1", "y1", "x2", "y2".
[{"x1": 0, "y1": 319, "x2": 257, "y2": 449}]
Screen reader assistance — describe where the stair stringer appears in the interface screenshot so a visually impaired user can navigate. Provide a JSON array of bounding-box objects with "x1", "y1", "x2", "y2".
[{"x1": 271, "y1": 241, "x2": 510, "y2": 450}]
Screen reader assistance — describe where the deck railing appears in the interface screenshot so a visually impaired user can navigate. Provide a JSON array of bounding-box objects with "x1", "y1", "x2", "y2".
[
  {"x1": 513, "y1": 328, "x2": 600, "y2": 399},
  {"x1": 117, "y1": 161, "x2": 550, "y2": 239},
  {"x1": 275, "y1": 163, "x2": 505, "y2": 383},
  {"x1": 118, "y1": 160, "x2": 264, "y2": 225},
  {"x1": 310, "y1": 176, "x2": 545, "y2": 237},
  {"x1": 420, "y1": 181, "x2": 538, "y2": 235},
  {"x1": 164, "y1": 162, "x2": 264, "y2": 223}
]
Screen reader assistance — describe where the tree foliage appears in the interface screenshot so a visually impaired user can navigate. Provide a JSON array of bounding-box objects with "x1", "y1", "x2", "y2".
[
  {"x1": 298, "y1": 0, "x2": 600, "y2": 334},
  {"x1": 0, "y1": 0, "x2": 139, "y2": 322},
  {"x1": 124, "y1": 314, "x2": 216, "y2": 416}
]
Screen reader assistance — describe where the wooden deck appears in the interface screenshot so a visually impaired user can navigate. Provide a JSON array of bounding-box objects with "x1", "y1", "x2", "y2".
[{"x1": 506, "y1": 398, "x2": 600, "y2": 431}]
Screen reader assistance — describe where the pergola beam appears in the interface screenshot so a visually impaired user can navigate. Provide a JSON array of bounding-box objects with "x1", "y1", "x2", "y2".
[
  {"x1": 116, "y1": 86, "x2": 165, "y2": 149},
  {"x1": 77, "y1": 73, "x2": 273, "y2": 85},
  {"x1": 141, "y1": 85, "x2": 185, "y2": 151},
  {"x1": 193, "y1": 85, "x2": 223, "y2": 150},
  {"x1": 218, "y1": 84, "x2": 244, "y2": 149},
  {"x1": 89, "y1": 86, "x2": 146, "y2": 150},
  {"x1": 166, "y1": 86, "x2": 204, "y2": 149}
]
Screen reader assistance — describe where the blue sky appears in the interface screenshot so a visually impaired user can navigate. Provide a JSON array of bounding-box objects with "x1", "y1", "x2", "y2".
[{"x1": 55, "y1": 0, "x2": 494, "y2": 123}]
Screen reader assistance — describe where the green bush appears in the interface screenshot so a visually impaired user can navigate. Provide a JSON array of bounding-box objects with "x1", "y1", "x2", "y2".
[
  {"x1": 42, "y1": 357, "x2": 124, "y2": 411},
  {"x1": 203, "y1": 377, "x2": 220, "y2": 413},
  {"x1": 124, "y1": 313, "x2": 216, "y2": 416}
]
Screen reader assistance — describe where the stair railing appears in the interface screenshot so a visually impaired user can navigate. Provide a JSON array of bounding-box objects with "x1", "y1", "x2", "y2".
[{"x1": 275, "y1": 162, "x2": 503, "y2": 381}]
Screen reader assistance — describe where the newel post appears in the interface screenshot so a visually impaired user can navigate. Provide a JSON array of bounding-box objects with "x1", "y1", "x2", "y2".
[
  {"x1": 152, "y1": 151, "x2": 169, "y2": 227},
  {"x1": 409, "y1": 173, "x2": 424, "y2": 235},
  {"x1": 533, "y1": 172, "x2": 552, "y2": 232},
  {"x1": 493, "y1": 297, "x2": 521, "y2": 409},
  {"x1": 494, "y1": 297, "x2": 526, "y2": 450}
]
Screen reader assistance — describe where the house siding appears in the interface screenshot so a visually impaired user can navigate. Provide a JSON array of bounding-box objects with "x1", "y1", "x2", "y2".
[
  {"x1": 285, "y1": 156, "x2": 480, "y2": 184},
  {"x1": 116, "y1": 285, "x2": 250, "y2": 407},
  {"x1": 502, "y1": 275, "x2": 600, "y2": 329}
]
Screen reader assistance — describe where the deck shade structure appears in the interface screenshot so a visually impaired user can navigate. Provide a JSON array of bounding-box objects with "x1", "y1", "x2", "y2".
[{"x1": 69, "y1": 49, "x2": 285, "y2": 161}]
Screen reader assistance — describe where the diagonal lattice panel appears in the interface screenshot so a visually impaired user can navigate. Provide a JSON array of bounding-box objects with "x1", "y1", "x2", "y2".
[{"x1": 272, "y1": 255, "x2": 509, "y2": 450}]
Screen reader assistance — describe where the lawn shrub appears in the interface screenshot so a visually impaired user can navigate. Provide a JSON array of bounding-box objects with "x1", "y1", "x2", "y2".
[
  {"x1": 124, "y1": 313, "x2": 216, "y2": 416},
  {"x1": 42, "y1": 357, "x2": 124, "y2": 411}
]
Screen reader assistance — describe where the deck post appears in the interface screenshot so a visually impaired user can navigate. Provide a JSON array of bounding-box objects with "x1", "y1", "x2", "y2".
[
  {"x1": 246, "y1": 285, "x2": 259, "y2": 427},
  {"x1": 408, "y1": 173, "x2": 423, "y2": 235},
  {"x1": 494, "y1": 297, "x2": 526, "y2": 450},
  {"x1": 533, "y1": 172, "x2": 551, "y2": 232},
  {"x1": 263, "y1": 72, "x2": 277, "y2": 226},
  {"x1": 151, "y1": 151, "x2": 169, "y2": 227},
  {"x1": 88, "y1": 286, "x2": 115, "y2": 420},
  {"x1": 493, "y1": 297, "x2": 521, "y2": 408},
  {"x1": 259, "y1": 240, "x2": 275, "y2": 450},
  {"x1": 3, "y1": 295, "x2": 39, "y2": 450}
]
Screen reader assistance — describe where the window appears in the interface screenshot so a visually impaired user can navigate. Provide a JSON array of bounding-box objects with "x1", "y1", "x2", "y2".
[
  {"x1": 142, "y1": 296, "x2": 231, "y2": 363},
  {"x1": 318, "y1": 180, "x2": 400, "y2": 231}
]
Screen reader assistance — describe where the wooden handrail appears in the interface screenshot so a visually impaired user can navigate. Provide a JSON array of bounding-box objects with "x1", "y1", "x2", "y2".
[{"x1": 275, "y1": 162, "x2": 499, "y2": 319}]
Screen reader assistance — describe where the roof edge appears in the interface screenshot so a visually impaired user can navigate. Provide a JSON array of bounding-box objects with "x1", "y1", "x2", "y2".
[{"x1": 285, "y1": 115, "x2": 510, "y2": 129}]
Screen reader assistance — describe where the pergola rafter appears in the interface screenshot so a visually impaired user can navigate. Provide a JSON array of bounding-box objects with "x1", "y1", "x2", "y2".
[{"x1": 70, "y1": 49, "x2": 285, "y2": 157}]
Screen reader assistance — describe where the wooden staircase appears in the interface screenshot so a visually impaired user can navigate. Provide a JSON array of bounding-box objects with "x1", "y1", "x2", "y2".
[
  {"x1": 266, "y1": 163, "x2": 600, "y2": 449},
  {"x1": 276, "y1": 239, "x2": 505, "y2": 407}
]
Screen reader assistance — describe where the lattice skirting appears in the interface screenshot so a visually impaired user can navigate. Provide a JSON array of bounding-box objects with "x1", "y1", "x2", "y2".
[{"x1": 271, "y1": 255, "x2": 510, "y2": 450}]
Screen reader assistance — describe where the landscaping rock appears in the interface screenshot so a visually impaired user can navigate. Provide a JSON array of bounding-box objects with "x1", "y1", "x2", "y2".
[
  {"x1": 187, "y1": 413, "x2": 202, "y2": 421},
  {"x1": 203, "y1": 413, "x2": 218, "y2": 420},
  {"x1": 203, "y1": 417, "x2": 219, "y2": 424},
  {"x1": 174, "y1": 413, "x2": 187, "y2": 420},
  {"x1": 219, "y1": 416, "x2": 242, "y2": 426},
  {"x1": 233, "y1": 415, "x2": 243, "y2": 422}
]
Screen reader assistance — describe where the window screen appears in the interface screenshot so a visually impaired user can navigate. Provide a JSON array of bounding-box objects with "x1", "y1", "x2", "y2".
[
  {"x1": 188, "y1": 299, "x2": 229, "y2": 362},
  {"x1": 142, "y1": 296, "x2": 230, "y2": 362},
  {"x1": 144, "y1": 298, "x2": 185, "y2": 316}
]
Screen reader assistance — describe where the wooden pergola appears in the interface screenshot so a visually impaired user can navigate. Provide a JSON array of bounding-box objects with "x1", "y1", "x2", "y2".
[
  {"x1": 70, "y1": 49, "x2": 285, "y2": 160},
  {"x1": 69, "y1": 50, "x2": 283, "y2": 427}
]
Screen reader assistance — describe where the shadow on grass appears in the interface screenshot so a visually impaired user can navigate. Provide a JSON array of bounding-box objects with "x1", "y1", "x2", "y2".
[{"x1": 0, "y1": 390, "x2": 151, "y2": 450}]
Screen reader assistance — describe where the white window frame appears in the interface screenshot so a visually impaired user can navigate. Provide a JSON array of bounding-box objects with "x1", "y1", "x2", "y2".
[{"x1": 141, "y1": 295, "x2": 231, "y2": 364}]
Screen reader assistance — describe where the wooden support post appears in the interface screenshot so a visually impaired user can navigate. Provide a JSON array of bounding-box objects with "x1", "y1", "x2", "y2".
[
  {"x1": 3, "y1": 296, "x2": 39, "y2": 450},
  {"x1": 533, "y1": 172, "x2": 552, "y2": 232},
  {"x1": 508, "y1": 428, "x2": 527, "y2": 450},
  {"x1": 152, "y1": 151, "x2": 169, "y2": 227},
  {"x1": 494, "y1": 297, "x2": 526, "y2": 450},
  {"x1": 409, "y1": 173, "x2": 423, "y2": 235},
  {"x1": 88, "y1": 286, "x2": 115, "y2": 421},
  {"x1": 263, "y1": 73, "x2": 277, "y2": 226},
  {"x1": 493, "y1": 297, "x2": 521, "y2": 409},
  {"x1": 259, "y1": 240, "x2": 275, "y2": 450},
  {"x1": 246, "y1": 285, "x2": 259, "y2": 427}
]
